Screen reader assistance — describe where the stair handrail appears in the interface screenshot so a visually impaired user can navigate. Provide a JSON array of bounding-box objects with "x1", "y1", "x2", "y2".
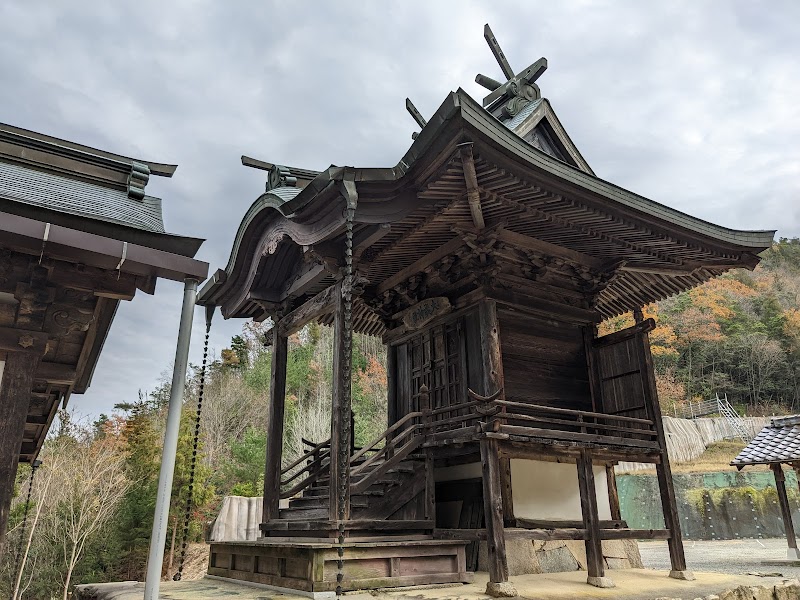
[
  {"x1": 281, "y1": 438, "x2": 331, "y2": 476},
  {"x1": 349, "y1": 410, "x2": 423, "y2": 466},
  {"x1": 347, "y1": 385, "x2": 434, "y2": 494},
  {"x1": 350, "y1": 423, "x2": 422, "y2": 478}
]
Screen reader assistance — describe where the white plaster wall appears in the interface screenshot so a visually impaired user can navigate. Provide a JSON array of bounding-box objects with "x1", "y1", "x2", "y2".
[{"x1": 510, "y1": 459, "x2": 612, "y2": 521}]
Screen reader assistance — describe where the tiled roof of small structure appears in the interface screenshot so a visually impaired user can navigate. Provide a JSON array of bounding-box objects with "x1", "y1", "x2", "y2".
[
  {"x1": 0, "y1": 161, "x2": 166, "y2": 233},
  {"x1": 731, "y1": 416, "x2": 800, "y2": 467}
]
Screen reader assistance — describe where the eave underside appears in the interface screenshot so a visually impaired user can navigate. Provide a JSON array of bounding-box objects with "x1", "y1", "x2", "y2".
[{"x1": 215, "y1": 143, "x2": 769, "y2": 333}]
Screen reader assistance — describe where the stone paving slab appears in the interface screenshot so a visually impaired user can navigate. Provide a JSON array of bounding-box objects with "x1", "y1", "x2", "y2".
[
  {"x1": 76, "y1": 570, "x2": 799, "y2": 600},
  {"x1": 639, "y1": 538, "x2": 800, "y2": 579}
]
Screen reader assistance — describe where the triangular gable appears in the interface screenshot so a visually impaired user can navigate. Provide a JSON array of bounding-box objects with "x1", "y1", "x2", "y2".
[{"x1": 504, "y1": 98, "x2": 594, "y2": 176}]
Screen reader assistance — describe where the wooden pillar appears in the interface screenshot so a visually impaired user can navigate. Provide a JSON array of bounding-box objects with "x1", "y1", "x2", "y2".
[
  {"x1": 0, "y1": 352, "x2": 39, "y2": 561},
  {"x1": 478, "y1": 300, "x2": 514, "y2": 524},
  {"x1": 386, "y1": 344, "x2": 397, "y2": 428},
  {"x1": 637, "y1": 331, "x2": 693, "y2": 579},
  {"x1": 577, "y1": 450, "x2": 613, "y2": 587},
  {"x1": 329, "y1": 290, "x2": 352, "y2": 521},
  {"x1": 606, "y1": 464, "x2": 622, "y2": 522},
  {"x1": 262, "y1": 328, "x2": 288, "y2": 524},
  {"x1": 480, "y1": 437, "x2": 513, "y2": 595},
  {"x1": 771, "y1": 463, "x2": 799, "y2": 558}
]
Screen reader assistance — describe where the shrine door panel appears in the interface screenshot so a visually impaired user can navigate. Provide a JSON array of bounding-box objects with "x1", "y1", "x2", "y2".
[
  {"x1": 394, "y1": 319, "x2": 467, "y2": 424},
  {"x1": 592, "y1": 330, "x2": 651, "y2": 430}
]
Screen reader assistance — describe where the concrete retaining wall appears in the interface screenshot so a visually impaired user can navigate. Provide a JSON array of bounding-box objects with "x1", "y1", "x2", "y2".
[
  {"x1": 208, "y1": 496, "x2": 262, "y2": 542},
  {"x1": 617, "y1": 416, "x2": 769, "y2": 473}
]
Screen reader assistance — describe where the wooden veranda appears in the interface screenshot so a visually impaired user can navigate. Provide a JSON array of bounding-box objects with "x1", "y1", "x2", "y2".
[{"x1": 199, "y1": 27, "x2": 774, "y2": 596}]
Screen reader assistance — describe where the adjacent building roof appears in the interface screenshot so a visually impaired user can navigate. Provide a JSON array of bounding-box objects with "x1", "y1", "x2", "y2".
[
  {"x1": 0, "y1": 122, "x2": 208, "y2": 462},
  {"x1": 0, "y1": 122, "x2": 203, "y2": 257},
  {"x1": 731, "y1": 416, "x2": 800, "y2": 468}
]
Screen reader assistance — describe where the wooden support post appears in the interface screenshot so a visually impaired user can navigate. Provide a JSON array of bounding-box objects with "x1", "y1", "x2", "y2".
[
  {"x1": 577, "y1": 450, "x2": 613, "y2": 588},
  {"x1": 478, "y1": 300, "x2": 514, "y2": 524},
  {"x1": 0, "y1": 352, "x2": 39, "y2": 560},
  {"x1": 262, "y1": 328, "x2": 288, "y2": 524},
  {"x1": 480, "y1": 437, "x2": 514, "y2": 597},
  {"x1": 772, "y1": 463, "x2": 799, "y2": 559},
  {"x1": 636, "y1": 331, "x2": 694, "y2": 580},
  {"x1": 419, "y1": 386, "x2": 435, "y2": 521},
  {"x1": 606, "y1": 465, "x2": 622, "y2": 522},
  {"x1": 329, "y1": 289, "x2": 352, "y2": 521},
  {"x1": 582, "y1": 326, "x2": 602, "y2": 414},
  {"x1": 387, "y1": 344, "x2": 397, "y2": 427}
]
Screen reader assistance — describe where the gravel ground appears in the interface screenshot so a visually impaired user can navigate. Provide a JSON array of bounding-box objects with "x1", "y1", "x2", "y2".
[{"x1": 639, "y1": 538, "x2": 800, "y2": 579}]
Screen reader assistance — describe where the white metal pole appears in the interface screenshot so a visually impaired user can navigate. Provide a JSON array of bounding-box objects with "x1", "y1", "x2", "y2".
[{"x1": 144, "y1": 278, "x2": 198, "y2": 599}]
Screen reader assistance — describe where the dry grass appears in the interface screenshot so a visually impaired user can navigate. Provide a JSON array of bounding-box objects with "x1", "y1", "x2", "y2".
[{"x1": 633, "y1": 441, "x2": 770, "y2": 475}]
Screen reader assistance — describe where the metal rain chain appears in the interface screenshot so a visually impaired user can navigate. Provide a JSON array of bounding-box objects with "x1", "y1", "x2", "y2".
[
  {"x1": 173, "y1": 305, "x2": 214, "y2": 581},
  {"x1": 13, "y1": 459, "x2": 42, "y2": 584}
]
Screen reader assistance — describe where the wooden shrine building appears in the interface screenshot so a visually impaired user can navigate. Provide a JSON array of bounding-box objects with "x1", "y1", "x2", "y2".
[
  {"x1": 732, "y1": 416, "x2": 800, "y2": 560},
  {"x1": 0, "y1": 123, "x2": 208, "y2": 560},
  {"x1": 199, "y1": 27, "x2": 775, "y2": 596}
]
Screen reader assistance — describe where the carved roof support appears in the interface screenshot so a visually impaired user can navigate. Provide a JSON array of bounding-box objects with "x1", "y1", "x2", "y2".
[{"x1": 458, "y1": 143, "x2": 485, "y2": 229}]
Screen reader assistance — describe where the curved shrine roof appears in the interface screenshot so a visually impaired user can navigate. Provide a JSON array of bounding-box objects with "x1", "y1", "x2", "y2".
[{"x1": 199, "y1": 89, "x2": 775, "y2": 328}]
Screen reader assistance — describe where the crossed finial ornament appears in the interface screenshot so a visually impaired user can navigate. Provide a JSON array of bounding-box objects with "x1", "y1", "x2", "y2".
[
  {"x1": 476, "y1": 24, "x2": 548, "y2": 118},
  {"x1": 405, "y1": 24, "x2": 549, "y2": 134}
]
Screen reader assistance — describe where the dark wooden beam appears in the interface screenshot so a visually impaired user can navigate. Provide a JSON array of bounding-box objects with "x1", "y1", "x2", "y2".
[
  {"x1": 276, "y1": 282, "x2": 340, "y2": 336},
  {"x1": 375, "y1": 237, "x2": 464, "y2": 296},
  {"x1": 478, "y1": 300, "x2": 514, "y2": 524},
  {"x1": 577, "y1": 449, "x2": 607, "y2": 586},
  {"x1": 606, "y1": 465, "x2": 622, "y2": 522},
  {"x1": 487, "y1": 286, "x2": 601, "y2": 324},
  {"x1": 46, "y1": 267, "x2": 137, "y2": 300},
  {"x1": 0, "y1": 327, "x2": 48, "y2": 355},
  {"x1": 35, "y1": 362, "x2": 77, "y2": 385},
  {"x1": 495, "y1": 229, "x2": 604, "y2": 270},
  {"x1": 435, "y1": 527, "x2": 588, "y2": 541},
  {"x1": 386, "y1": 344, "x2": 397, "y2": 427},
  {"x1": 772, "y1": 463, "x2": 798, "y2": 557},
  {"x1": 600, "y1": 529, "x2": 671, "y2": 540},
  {"x1": 637, "y1": 329, "x2": 691, "y2": 578},
  {"x1": 0, "y1": 352, "x2": 39, "y2": 560},
  {"x1": 283, "y1": 262, "x2": 328, "y2": 299},
  {"x1": 515, "y1": 518, "x2": 627, "y2": 530},
  {"x1": 458, "y1": 144, "x2": 485, "y2": 229},
  {"x1": 479, "y1": 437, "x2": 508, "y2": 585},
  {"x1": 262, "y1": 328, "x2": 288, "y2": 523},
  {"x1": 329, "y1": 288, "x2": 351, "y2": 521}
]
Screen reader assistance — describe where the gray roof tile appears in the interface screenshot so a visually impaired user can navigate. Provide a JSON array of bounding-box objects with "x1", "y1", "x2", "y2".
[
  {"x1": 267, "y1": 186, "x2": 303, "y2": 203},
  {"x1": 0, "y1": 160, "x2": 165, "y2": 233},
  {"x1": 732, "y1": 416, "x2": 800, "y2": 466}
]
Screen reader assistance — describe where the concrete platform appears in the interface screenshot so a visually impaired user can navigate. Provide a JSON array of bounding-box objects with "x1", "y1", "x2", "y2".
[{"x1": 75, "y1": 569, "x2": 800, "y2": 600}]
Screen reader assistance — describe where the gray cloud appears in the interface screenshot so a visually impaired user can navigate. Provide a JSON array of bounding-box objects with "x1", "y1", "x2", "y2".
[{"x1": 1, "y1": 0, "x2": 797, "y2": 417}]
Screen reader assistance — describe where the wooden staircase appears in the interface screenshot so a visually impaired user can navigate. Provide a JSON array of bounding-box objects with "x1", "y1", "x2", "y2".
[{"x1": 280, "y1": 455, "x2": 427, "y2": 521}]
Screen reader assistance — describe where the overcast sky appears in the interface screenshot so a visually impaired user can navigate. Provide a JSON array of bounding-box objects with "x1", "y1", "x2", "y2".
[{"x1": 1, "y1": 1, "x2": 798, "y2": 419}]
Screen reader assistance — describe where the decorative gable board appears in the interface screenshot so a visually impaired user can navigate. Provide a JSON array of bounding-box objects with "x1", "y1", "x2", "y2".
[{"x1": 507, "y1": 99, "x2": 594, "y2": 176}]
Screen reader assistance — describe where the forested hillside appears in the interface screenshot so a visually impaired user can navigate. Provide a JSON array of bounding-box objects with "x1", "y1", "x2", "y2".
[{"x1": 3, "y1": 238, "x2": 799, "y2": 597}]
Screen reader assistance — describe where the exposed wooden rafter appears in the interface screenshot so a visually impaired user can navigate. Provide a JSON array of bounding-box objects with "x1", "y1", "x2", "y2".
[
  {"x1": 458, "y1": 143, "x2": 485, "y2": 229},
  {"x1": 486, "y1": 190, "x2": 685, "y2": 266}
]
